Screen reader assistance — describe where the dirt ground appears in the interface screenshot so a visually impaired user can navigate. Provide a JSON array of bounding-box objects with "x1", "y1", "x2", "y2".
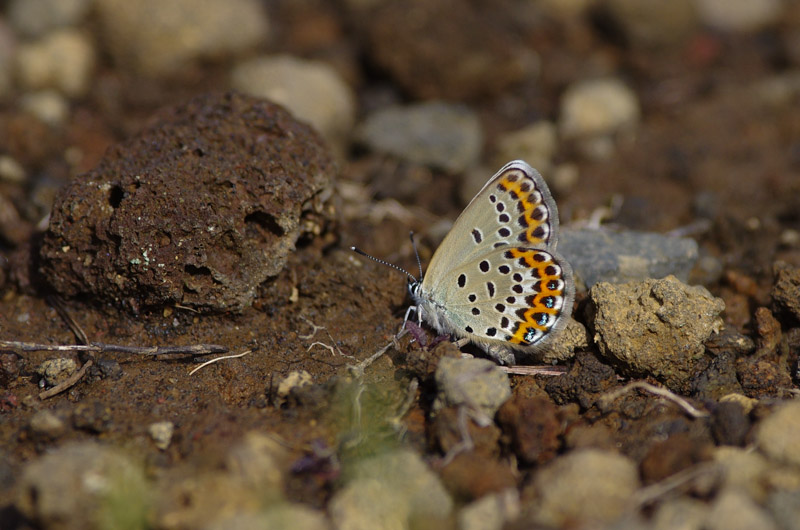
[{"x1": 1, "y1": 1, "x2": 800, "y2": 529}]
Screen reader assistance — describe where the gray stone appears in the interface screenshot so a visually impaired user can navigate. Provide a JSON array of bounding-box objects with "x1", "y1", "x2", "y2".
[
  {"x1": 356, "y1": 101, "x2": 482, "y2": 173},
  {"x1": 558, "y1": 228, "x2": 699, "y2": 291},
  {"x1": 434, "y1": 357, "x2": 511, "y2": 421},
  {"x1": 588, "y1": 275, "x2": 725, "y2": 392},
  {"x1": 531, "y1": 449, "x2": 639, "y2": 527}
]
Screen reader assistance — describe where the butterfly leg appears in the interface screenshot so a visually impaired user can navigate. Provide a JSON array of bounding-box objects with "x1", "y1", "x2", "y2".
[
  {"x1": 402, "y1": 304, "x2": 419, "y2": 329},
  {"x1": 453, "y1": 337, "x2": 469, "y2": 348}
]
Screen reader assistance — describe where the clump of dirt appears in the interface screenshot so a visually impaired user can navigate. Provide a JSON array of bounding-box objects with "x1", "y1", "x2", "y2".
[{"x1": 39, "y1": 92, "x2": 335, "y2": 313}]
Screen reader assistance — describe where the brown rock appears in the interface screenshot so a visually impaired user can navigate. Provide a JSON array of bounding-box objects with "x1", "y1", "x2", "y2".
[
  {"x1": 440, "y1": 451, "x2": 516, "y2": 502},
  {"x1": 496, "y1": 395, "x2": 560, "y2": 465},
  {"x1": 772, "y1": 262, "x2": 800, "y2": 323},
  {"x1": 40, "y1": 92, "x2": 335, "y2": 313}
]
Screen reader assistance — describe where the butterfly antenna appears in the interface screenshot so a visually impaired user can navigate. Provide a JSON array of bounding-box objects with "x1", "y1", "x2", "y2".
[
  {"x1": 351, "y1": 246, "x2": 418, "y2": 283},
  {"x1": 409, "y1": 231, "x2": 423, "y2": 280}
]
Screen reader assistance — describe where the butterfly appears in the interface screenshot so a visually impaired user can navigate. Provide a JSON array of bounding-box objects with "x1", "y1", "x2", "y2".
[{"x1": 355, "y1": 160, "x2": 574, "y2": 365}]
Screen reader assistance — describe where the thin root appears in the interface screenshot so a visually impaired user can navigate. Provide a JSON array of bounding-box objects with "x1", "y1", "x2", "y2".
[
  {"x1": 598, "y1": 381, "x2": 709, "y2": 419},
  {"x1": 189, "y1": 349, "x2": 253, "y2": 376}
]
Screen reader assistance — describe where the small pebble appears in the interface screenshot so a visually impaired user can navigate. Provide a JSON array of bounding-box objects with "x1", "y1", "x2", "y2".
[
  {"x1": 72, "y1": 401, "x2": 113, "y2": 433},
  {"x1": 550, "y1": 162, "x2": 580, "y2": 196},
  {"x1": 492, "y1": 121, "x2": 558, "y2": 176},
  {"x1": 714, "y1": 446, "x2": 771, "y2": 501},
  {"x1": 0, "y1": 155, "x2": 26, "y2": 184},
  {"x1": 36, "y1": 357, "x2": 77, "y2": 387},
  {"x1": 148, "y1": 421, "x2": 175, "y2": 451},
  {"x1": 531, "y1": 448, "x2": 640, "y2": 527},
  {"x1": 8, "y1": 0, "x2": 92, "y2": 38},
  {"x1": 651, "y1": 497, "x2": 709, "y2": 530},
  {"x1": 767, "y1": 489, "x2": 800, "y2": 530},
  {"x1": 771, "y1": 262, "x2": 800, "y2": 322},
  {"x1": 29, "y1": 409, "x2": 67, "y2": 439},
  {"x1": 433, "y1": 357, "x2": 511, "y2": 421},
  {"x1": 95, "y1": 358, "x2": 122, "y2": 380},
  {"x1": 705, "y1": 489, "x2": 777, "y2": 530},
  {"x1": 695, "y1": 0, "x2": 783, "y2": 32},
  {"x1": 206, "y1": 504, "x2": 330, "y2": 530},
  {"x1": 559, "y1": 77, "x2": 640, "y2": 154},
  {"x1": 15, "y1": 29, "x2": 95, "y2": 97},
  {"x1": 15, "y1": 442, "x2": 147, "y2": 529},
  {"x1": 355, "y1": 101, "x2": 483, "y2": 173},
  {"x1": 755, "y1": 401, "x2": 800, "y2": 467},
  {"x1": 19, "y1": 89, "x2": 69, "y2": 127},
  {"x1": 225, "y1": 431, "x2": 286, "y2": 492},
  {"x1": 231, "y1": 55, "x2": 356, "y2": 157},
  {"x1": 458, "y1": 488, "x2": 520, "y2": 530},
  {"x1": 330, "y1": 449, "x2": 453, "y2": 528},
  {"x1": 271, "y1": 370, "x2": 313, "y2": 408},
  {"x1": 605, "y1": 0, "x2": 698, "y2": 46},
  {"x1": 95, "y1": 0, "x2": 269, "y2": 75}
]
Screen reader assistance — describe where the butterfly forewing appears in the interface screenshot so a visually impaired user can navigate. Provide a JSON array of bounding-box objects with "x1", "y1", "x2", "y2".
[{"x1": 423, "y1": 161, "x2": 560, "y2": 294}]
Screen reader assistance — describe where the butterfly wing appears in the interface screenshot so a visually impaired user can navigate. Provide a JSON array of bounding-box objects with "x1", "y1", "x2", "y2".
[
  {"x1": 420, "y1": 246, "x2": 574, "y2": 353},
  {"x1": 423, "y1": 160, "x2": 561, "y2": 295}
]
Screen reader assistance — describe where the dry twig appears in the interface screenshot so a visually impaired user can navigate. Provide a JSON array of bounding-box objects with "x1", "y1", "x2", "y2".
[
  {"x1": 500, "y1": 365, "x2": 568, "y2": 376},
  {"x1": 0, "y1": 341, "x2": 228, "y2": 357},
  {"x1": 38, "y1": 359, "x2": 93, "y2": 400},
  {"x1": 47, "y1": 296, "x2": 89, "y2": 344}
]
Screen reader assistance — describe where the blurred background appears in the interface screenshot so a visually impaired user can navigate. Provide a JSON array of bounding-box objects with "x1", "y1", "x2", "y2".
[{"x1": 0, "y1": 0, "x2": 798, "y2": 285}]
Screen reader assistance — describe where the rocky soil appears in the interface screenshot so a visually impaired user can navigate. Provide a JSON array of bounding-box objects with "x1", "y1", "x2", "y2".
[{"x1": 1, "y1": 1, "x2": 800, "y2": 529}]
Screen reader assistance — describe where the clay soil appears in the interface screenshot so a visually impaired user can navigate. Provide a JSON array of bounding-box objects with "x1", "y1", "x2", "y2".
[{"x1": 1, "y1": 1, "x2": 800, "y2": 527}]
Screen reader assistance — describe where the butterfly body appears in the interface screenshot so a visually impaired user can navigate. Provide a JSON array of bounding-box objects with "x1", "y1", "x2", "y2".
[{"x1": 408, "y1": 160, "x2": 574, "y2": 365}]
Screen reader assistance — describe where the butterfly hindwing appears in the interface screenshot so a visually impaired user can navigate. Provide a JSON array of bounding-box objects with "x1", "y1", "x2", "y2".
[{"x1": 432, "y1": 246, "x2": 574, "y2": 351}]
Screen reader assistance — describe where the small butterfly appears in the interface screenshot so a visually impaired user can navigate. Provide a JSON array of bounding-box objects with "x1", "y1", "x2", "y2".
[{"x1": 354, "y1": 160, "x2": 574, "y2": 365}]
